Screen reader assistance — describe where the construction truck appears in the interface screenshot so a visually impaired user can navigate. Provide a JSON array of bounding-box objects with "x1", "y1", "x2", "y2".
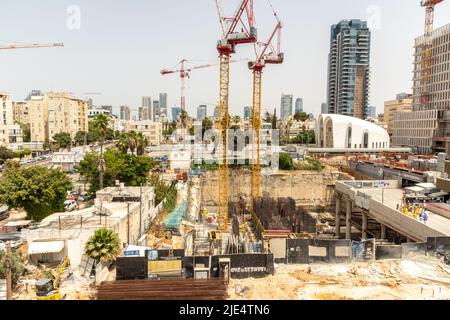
[{"x1": 35, "y1": 257, "x2": 71, "y2": 300}]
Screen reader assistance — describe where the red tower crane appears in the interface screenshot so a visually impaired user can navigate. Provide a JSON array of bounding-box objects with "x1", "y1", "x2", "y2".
[{"x1": 215, "y1": 0, "x2": 257, "y2": 231}]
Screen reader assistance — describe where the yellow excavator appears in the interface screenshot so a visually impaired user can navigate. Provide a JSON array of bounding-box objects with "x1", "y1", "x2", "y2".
[{"x1": 35, "y1": 257, "x2": 71, "y2": 300}]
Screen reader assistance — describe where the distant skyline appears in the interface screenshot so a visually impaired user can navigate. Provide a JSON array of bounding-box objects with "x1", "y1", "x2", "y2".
[{"x1": 1, "y1": 0, "x2": 450, "y2": 117}]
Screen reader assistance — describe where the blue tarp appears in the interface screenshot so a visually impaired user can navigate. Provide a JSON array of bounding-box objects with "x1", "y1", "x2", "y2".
[{"x1": 164, "y1": 201, "x2": 188, "y2": 229}]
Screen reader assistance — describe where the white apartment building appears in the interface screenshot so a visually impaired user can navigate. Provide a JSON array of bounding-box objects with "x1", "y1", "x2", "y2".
[
  {"x1": 0, "y1": 92, "x2": 23, "y2": 150},
  {"x1": 125, "y1": 120, "x2": 163, "y2": 146}
]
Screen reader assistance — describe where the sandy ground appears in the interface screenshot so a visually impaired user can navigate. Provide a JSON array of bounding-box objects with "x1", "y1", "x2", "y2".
[{"x1": 229, "y1": 257, "x2": 450, "y2": 300}]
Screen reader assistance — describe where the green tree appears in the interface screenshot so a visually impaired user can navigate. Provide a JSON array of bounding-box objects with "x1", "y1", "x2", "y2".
[
  {"x1": 85, "y1": 228, "x2": 122, "y2": 263},
  {"x1": 52, "y1": 132, "x2": 72, "y2": 150},
  {"x1": 92, "y1": 114, "x2": 111, "y2": 190},
  {"x1": 14, "y1": 148, "x2": 32, "y2": 159},
  {"x1": 279, "y1": 153, "x2": 294, "y2": 170},
  {"x1": 294, "y1": 112, "x2": 309, "y2": 122},
  {"x1": 76, "y1": 148, "x2": 154, "y2": 193},
  {"x1": 272, "y1": 108, "x2": 277, "y2": 130},
  {"x1": 74, "y1": 131, "x2": 88, "y2": 146},
  {"x1": 0, "y1": 250, "x2": 25, "y2": 286},
  {"x1": 0, "y1": 146, "x2": 15, "y2": 163},
  {"x1": 135, "y1": 132, "x2": 149, "y2": 156},
  {"x1": 0, "y1": 166, "x2": 73, "y2": 221},
  {"x1": 16, "y1": 122, "x2": 31, "y2": 143}
]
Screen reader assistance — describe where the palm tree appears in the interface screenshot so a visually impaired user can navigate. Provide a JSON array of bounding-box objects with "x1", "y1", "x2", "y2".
[
  {"x1": 126, "y1": 131, "x2": 138, "y2": 155},
  {"x1": 136, "y1": 132, "x2": 149, "y2": 156},
  {"x1": 116, "y1": 133, "x2": 129, "y2": 154},
  {"x1": 85, "y1": 228, "x2": 122, "y2": 263},
  {"x1": 286, "y1": 118, "x2": 293, "y2": 144},
  {"x1": 93, "y1": 114, "x2": 111, "y2": 190}
]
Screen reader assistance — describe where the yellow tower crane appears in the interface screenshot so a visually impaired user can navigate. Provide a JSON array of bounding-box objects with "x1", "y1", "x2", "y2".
[
  {"x1": 215, "y1": 0, "x2": 257, "y2": 231},
  {"x1": 249, "y1": 14, "x2": 283, "y2": 202}
]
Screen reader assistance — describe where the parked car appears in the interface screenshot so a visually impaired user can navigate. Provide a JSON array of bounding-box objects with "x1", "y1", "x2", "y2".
[
  {"x1": 64, "y1": 200, "x2": 79, "y2": 212},
  {"x1": 0, "y1": 206, "x2": 9, "y2": 221},
  {"x1": 77, "y1": 192, "x2": 90, "y2": 202}
]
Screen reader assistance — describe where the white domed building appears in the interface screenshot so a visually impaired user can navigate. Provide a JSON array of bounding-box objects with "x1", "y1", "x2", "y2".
[{"x1": 316, "y1": 114, "x2": 390, "y2": 150}]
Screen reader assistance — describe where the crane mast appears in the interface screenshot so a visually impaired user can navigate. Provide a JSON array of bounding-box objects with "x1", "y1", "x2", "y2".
[
  {"x1": 249, "y1": 19, "x2": 283, "y2": 203},
  {"x1": 420, "y1": 0, "x2": 444, "y2": 108},
  {"x1": 216, "y1": 0, "x2": 256, "y2": 231}
]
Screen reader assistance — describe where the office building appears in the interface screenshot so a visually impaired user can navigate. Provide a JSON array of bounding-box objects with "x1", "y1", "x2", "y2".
[
  {"x1": 244, "y1": 106, "x2": 252, "y2": 120},
  {"x1": 24, "y1": 90, "x2": 43, "y2": 101},
  {"x1": 120, "y1": 105, "x2": 131, "y2": 121},
  {"x1": 153, "y1": 100, "x2": 160, "y2": 120},
  {"x1": 321, "y1": 103, "x2": 328, "y2": 114},
  {"x1": 367, "y1": 106, "x2": 377, "y2": 118},
  {"x1": 197, "y1": 105, "x2": 207, "y2": 121},
  {"x1": 172, "y1": 107, "x2": 181, "y2": 122},
  {"x1": 392, "y1": 23, "x2": 450, "y2": 154},
  {"x1": 142, "y1": 96, "x2": 152, "y2": 121},
  {"x1": 326, "y1": 20, "x2": 371, "y2": 119},
  {"x1": 384, "y1": 94, "x2": 413, "y2": 139},
  {"x1": 295, "y1": 98, "x2": 303, "y2": 114},
  {"x1": 138, "y1": 107, "x2": 148, "y2": 121},
  {"x1": 280, "y1": 94, "x2": 293, "y2": 120}
]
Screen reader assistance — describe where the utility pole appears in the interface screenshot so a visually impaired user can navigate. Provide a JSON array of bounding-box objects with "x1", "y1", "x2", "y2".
[
  {"x1": 127, "y1": 202, "x2": 131, "y2": 245},
  {"x1": 5, "y1": 241, "x2": 12, "y2": 300},
  {"x1": 139, "y1": 184, "x2": 143, "y2": 237}
]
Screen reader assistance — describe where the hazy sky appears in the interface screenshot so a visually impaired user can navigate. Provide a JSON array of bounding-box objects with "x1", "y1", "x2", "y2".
[{"x1": 1, "y1": 0, "x2": 450, "y2": 118}]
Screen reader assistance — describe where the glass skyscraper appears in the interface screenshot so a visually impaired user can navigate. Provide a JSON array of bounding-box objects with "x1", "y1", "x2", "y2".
[{"x1": 326, "y1": 20, "x2": 371, "y2": 119}]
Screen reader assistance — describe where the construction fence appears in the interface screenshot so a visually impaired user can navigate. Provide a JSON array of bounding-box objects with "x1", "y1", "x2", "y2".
[{"x1": 285, "y1": 239, "x2": 352, "y2": 264}]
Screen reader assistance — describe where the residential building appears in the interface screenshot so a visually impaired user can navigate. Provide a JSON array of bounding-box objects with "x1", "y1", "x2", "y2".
[
  {"x1": 295, "y1": 98, "x2": 303, "y2": 114},
  {"x1": 100, "y1": 105, "x2": 113, "y2": 114},
  {"x1": 326, "y1": 20, "x2": 371, "y2": 119},
  {"x1": 172, "y1": 107, "x2": 181, "y2": 122},
  {"x1": 197, "y1": 105, "x2": 207, "y2": 121},
  {"x1": 280, "y1": 94, "x2": 293, "y2": 120},
  {"x1": 384, "y1": 94, "x2": 413, "y2": 139},
  {"x1": 213, "y1": 106, "x2": 219, "y2": 120},
  {"x1": 125, "y1": 120, "x2": 163, "y2": 146},
  {"x1": 120, "y1": 105, "x2": 131, "y2": 121},
  {"x1": 29, "y1": 92, "x2": 88, "y2": 143},
  {"x1": 12, "y1": 101, "x2": 30, "y2": 124},
  {"x1": 1, "y1": 91, "x2": 13, "y2": 125},
  {"x1": 28, "y1": 95, "x2": 49, "y2": 142},
  {"x1": 88, "y1": 107, "x2": 112, "y2": 119},
  {"x1": 47, "y1": 92, "x2": 88, "y2": 142},
  {"x1": 321, "y1": 103, "x2": 328, "y2": 114},
  {"x1": 392, "y1": 23, "x2": 450, "y2": 154},
  {"x1": 0, "y1": 92, "x2": 23, "y2": 150},
  {"x1": 142, "y1": 96, "x2": 152, "y2": 121}
]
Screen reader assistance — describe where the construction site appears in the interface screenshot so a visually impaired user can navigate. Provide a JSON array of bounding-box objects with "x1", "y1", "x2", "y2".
[{"x1": 1, "y1": 0, "x2": 450, "y2": 302}]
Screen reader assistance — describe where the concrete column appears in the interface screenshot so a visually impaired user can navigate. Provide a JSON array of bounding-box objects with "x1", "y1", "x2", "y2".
[
  {"x1": 361, "y1": 211, "x2": 368, "y2": 240},
  {"x1": 380, "y1": 224, "x2": 386, "y2": 240},
  {"x1": 345, "y1": 199, "x2": 352, "y2": 240},
  {"x1": 335, "y1": 194, "x2": 341, "y2": 237}
]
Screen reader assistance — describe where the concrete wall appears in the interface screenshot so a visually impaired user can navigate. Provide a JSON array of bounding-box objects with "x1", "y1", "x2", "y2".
[
  {"x1": 286, "y1": 239, "x2": 352, "y2": 264},
  {"x1": 402, "y1": 243, "x2": 427, "y2": 258},
  {"x1": 375, "y1": 245, "x2": 402, "y2": 260},
  {"x1": 201, "y1": 169, "x2": 341, "y2": 208}
]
